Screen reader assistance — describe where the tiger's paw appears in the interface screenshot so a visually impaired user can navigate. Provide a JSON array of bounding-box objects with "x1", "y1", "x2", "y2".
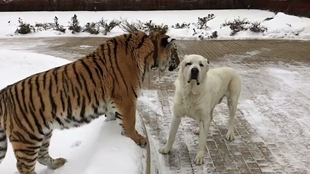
[
  {"x1": 124, "y1": 129, "x2": 148, "y2": 147},
  {"x1": 121, "y1": 129, "x2": 127, "y2": 137},
  {"x1": 135, "y1": 136, "x2": 148, "y2": 147},
  {"x1": 49, "y1": 158, "x2": 67, "y2": 170}
]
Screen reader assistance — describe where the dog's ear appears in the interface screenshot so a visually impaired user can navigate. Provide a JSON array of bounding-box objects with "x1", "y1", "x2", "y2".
[
  {"x1": 203, "y1": 58, "x2": 209, "y2": 65},
  {"x1": 203, "y1": 58, "x2": 210, "y2": 71},
  {"x1": 179, "y1": 55, "x2": 186, "y2": 69},
  {"x1": 181, "y1": 55, "x2": 189, "y2": 65}
]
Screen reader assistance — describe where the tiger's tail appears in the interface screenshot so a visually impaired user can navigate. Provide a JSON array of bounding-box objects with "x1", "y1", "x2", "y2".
[{"x1": 0, "y1": 123, "x2": 7, "y2": 164}]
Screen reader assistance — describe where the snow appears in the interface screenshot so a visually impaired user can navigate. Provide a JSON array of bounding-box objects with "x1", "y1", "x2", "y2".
[
  {"x1": 1, "y1": 10, "x2": 310, "y2": 40},
  {"x1": 236, "y1": 65, "x2": 310, "y2": 172},
  {"x1": 0, "y1": 50, "x2": 146, "y2": 174}
]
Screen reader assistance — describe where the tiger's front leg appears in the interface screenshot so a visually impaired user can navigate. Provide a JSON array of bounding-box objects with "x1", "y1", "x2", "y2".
[
  {"x1": 37, "y1": 130, "x2": 67, "y2": 169},
  {"x1": 115, "y1": 100, "x2": 147, "y2": 147}
]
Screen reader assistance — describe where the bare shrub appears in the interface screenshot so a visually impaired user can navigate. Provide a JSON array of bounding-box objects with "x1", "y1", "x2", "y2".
[
  {"x1": 249, "y1": 22, "x2": 267, "y2": 33},
  {"x1": 15, "y1": 18, "x2": 35, "y2": 34},
  {"x1": 68, "y1": 14, "x2": 82, "y2": 34},
  {"x1": 83, "y1": 22, "x2": 100, "y2": 35},
  {"x1": 98, "y1": 18, "x2": 121, "y2": 35},
  {"x1": 172, "y1": 22, "x2": 190, "y2": 29}
]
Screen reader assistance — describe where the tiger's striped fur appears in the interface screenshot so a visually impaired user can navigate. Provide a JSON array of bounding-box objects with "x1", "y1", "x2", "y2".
[{"x1": 0, "y1": 31, "x2": 179, "y2": 174}]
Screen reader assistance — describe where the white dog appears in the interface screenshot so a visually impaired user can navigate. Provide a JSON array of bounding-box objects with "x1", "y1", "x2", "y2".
[{"x1": 158, "y1": 54, "x2": 241, "y2": 165}]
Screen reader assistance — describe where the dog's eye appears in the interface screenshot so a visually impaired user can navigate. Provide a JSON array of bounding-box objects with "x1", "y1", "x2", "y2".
[
  {"x1": 199, "y1": 63, "x2": 204, "y2": 67},
  {"x1": 207, "y1": 60, "x2": 210, "y2": 64},
  {"x1": 185, "y1": 62, "x2": 192, "y2": 66}
]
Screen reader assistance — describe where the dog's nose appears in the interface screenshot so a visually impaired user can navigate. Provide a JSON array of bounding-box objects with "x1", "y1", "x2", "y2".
[{"x1": 191, "y1": 67, "x2": 199, "y2": 74}]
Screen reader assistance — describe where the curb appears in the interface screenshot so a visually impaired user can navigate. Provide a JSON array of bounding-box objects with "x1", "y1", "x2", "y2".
[
  {"x1": 137, "y1": 111, "x2": 159, "y2": 174},
  {"x1": 138, "y1": 111, "x2": 161, "y2": 174},
  {"x1": 138, "y1": 111, "x2": 152, "y2": 174}
]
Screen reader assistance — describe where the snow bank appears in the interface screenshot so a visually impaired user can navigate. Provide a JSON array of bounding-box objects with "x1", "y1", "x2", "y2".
[
  {"x1": 0, "y1": 50, "x2": 146, "y2": 174},
  {"x1": 0, "y1": 10, "x2": 310, "y2": 40}
]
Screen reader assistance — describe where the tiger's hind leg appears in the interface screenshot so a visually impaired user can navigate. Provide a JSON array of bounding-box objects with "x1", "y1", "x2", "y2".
[
  {"x1": 9, "y1": 130, "x2": 43, "y2": 174},
  {"x1": 0, "y1": 125, "x2": 8, "y2": 164},
  {"x1": 37, "y1": 131, "x2": 67, "y2": 169}
]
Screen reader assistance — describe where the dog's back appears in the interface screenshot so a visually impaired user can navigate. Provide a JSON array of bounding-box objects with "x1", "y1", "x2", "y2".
[
  {"x1": 206, "y1": 67, "x2": 241, "y2": 105},
  {"x1": 208, "y1": 67, "x2": 241, "y2": 90}
]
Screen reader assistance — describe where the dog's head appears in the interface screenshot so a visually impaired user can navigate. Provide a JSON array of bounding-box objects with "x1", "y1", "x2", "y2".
[{"x1": 179, "y1": 54, "x2": 209, "y2": 85}]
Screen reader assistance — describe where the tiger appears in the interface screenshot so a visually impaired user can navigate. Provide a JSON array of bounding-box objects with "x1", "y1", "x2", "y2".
[{"x1": 0, "y1": 31, "x2": 180, "y2": 174}]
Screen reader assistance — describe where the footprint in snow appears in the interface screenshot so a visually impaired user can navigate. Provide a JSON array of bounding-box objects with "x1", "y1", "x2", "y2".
[{"x1": 71, "y1": 141, "x2": 82, "y2": 148}]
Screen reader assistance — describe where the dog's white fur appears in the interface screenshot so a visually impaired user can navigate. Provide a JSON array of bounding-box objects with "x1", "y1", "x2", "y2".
[{"x1": 158, "y1": 54, "x2": 241, "y2": 165}]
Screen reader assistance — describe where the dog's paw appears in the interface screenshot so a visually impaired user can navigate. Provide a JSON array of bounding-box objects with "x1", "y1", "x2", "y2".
[
  {"x1": 225, "y1": 130, "x2": 235, "y2": 141},
  {"x1": 158, "y1": 145, "x2": 171, "y2": 154},
  {"x1": 193, "y1": 128, "x2": 200, "y2": 135},
  {"x1": 194, "y1": 151, "x2": 206, "y2": 165}
]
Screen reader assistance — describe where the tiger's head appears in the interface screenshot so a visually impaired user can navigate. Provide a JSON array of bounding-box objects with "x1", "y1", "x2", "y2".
[{"x1": 148, "y1": 31, "x2": 180, "y2": 72}]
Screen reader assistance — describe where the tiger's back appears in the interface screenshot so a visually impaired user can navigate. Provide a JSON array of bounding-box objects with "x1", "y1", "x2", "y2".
[{"x1": 0, "y1": 31, "x2": 179, "y2": 174}]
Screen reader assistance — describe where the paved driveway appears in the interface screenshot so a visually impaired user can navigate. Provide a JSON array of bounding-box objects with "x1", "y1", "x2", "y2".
[{"x1": 1, "y1": 38, "x2": 309, "y2": 174}]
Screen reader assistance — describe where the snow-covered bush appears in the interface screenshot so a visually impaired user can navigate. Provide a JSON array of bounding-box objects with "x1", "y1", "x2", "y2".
[
  {"x1": 190, "y1": 14, "x2": 217, "y2": 40},
  {"x1": 221, "y1": 18, "x2": 250, "y2": 36},
  {"x1": 83, "y1": 22, "x2": 100, "y2": 35},
  {"x1": 34, "y1": 23, "x2": 53, "y2": 31},
  {"x1": 221, "y1": 18, "x2": 268, "y2": 36},
  {"x1": 54, "y1": 16, "x2": 66, "y2": 33},
  {"x1": 143, "y1": 20, "x2": 168, "y2": 34},
  {"x1": 249, "y1": 22, "x2": 267, "y2": 33},
  {"x1": 194, "y1": 14, "x2": 215, "y2": 29},
  {"x1": 68, "y1": 14, "x2": 82, "y2": 34},
  {"x1": 119, "y1": 19, "x2": 168, "y2": 34},
  {"x1": 97, "y1": 18, "x2": 121, "y2": 35},
  {"x1": 172, "y1": 22, "x2": 191, "y2": 29},
  {"x1": 119, "y1": 19, "x2": 144, "y2": 33},
  {"x1": 15, "y1": 18, "x2": 35, "y2": 34}
]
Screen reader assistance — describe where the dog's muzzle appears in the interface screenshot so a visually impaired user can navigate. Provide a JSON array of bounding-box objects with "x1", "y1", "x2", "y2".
[{"x1": 188, "y1": 67, "x2": 200, "y2": 85}]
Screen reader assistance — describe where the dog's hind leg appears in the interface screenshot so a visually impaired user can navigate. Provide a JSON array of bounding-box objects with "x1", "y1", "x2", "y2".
[
  {"x1": 226, "y1": 75, "x2": 241, "y2": 141},
  {"x1": 226, "y1": 91, "x2": 240, "y2": 141},
  {"x1": 225, "y1": 96, "x2": 237, "y2": 141}
]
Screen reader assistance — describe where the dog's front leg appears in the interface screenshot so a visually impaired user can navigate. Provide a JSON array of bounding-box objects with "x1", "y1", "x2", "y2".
[
  {"x1": 195, "y1": 116, "x2": 211, "y2": 165},
  {"x1": 158, "y1": 115, "x2": 182, "y2": 154},
  {"x1": 194, "y1": 109, "x2": 213, "y2": 135}
]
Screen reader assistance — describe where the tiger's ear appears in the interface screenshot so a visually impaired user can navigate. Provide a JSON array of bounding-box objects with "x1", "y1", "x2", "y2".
[{"x1": 161, "y1": 37, "x2": 176, "y2": 48}]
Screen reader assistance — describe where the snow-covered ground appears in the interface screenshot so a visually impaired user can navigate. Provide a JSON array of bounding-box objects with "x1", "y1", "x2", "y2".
[
  {"x1": 0, "y1": 9, "x2": 310, "y2": 40},
  {"x1": 0, "y1": 50, "x2": 146, "y2": 174}
]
